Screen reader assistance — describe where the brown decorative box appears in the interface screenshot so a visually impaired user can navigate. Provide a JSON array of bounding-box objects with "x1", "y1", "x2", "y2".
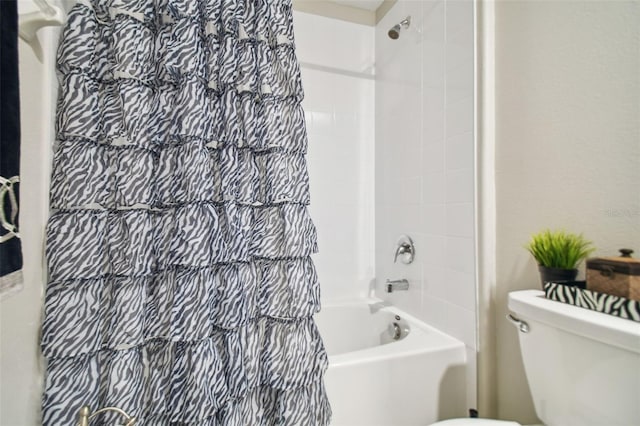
[{"x1": 586, "y1": 249, "x2": 640, "y2": 301}]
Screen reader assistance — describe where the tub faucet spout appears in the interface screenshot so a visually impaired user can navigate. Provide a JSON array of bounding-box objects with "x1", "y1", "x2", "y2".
[{"x1": 386, "y1": 279, "x2": 409, "y2": 293}]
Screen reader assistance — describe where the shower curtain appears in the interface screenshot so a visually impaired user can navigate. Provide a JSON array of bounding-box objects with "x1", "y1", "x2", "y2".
[{"x1": 41, "y1": 1, "x2": 330, "y2": 425}]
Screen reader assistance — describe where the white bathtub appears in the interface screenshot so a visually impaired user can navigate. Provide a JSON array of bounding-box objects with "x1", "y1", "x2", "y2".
[{"x1": 314, "y1": 300, "x2": 468, "y2": 426}]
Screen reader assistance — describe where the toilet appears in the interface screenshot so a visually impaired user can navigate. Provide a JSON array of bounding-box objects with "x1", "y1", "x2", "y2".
[{"x1": 432, "y1": 289, "x2": 640, "y2": 426}]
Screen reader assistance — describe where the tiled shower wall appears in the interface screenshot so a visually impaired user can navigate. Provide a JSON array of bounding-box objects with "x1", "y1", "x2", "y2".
[
  {"x1": 293, "y1": 12, "x2": 376, "y2": 302},
  {"x1": 296, "y1": 0, "x2": 476, "y2": 375},
  {"x1": 375, "y1": 0, "x2": 476, "y2": 404}
]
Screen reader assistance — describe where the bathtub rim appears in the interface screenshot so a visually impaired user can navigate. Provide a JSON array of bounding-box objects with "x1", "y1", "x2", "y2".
[{"x1": 316, "y1": 298, "x2": 467, "y2": 368}]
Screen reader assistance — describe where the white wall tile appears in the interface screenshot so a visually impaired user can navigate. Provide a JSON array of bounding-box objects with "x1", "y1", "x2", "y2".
[
  {"x1": 446, "y1": 168, "x2": 474, "y2": 203},
  {"x1": 446, "y1": 202, "x2": 474, "y2": 238},
  {"x1": 423, "y1": 135, "x2": 446, "y2": 172},
  {"x1": 446, "y1": 32, "x2": 474, "y2": 71},
  {"x1": 418, "y1": 234, "x2": 446, "y2": 267},
  {"x1": 445, "y1": 236, "x2": 475, "y2": 275},
  {"x1": 294, "y1": 11, "x2": 375, "y2": 74},
  {"x1": 421, "y1": 202, "x2": 447, "y2": 235},
  {"x1": 422, "y1": 264, "x2": 446, "y2": 296},
  {"x1": 297, "y1": 12, "x2": 375, "y2": 302},
  {"x1": 422, "y1": 294, "x2": 476, "y2": 348},
  {"x1": 301, "y1": 70, "x2": 336, "y2": 114},
  {"x1": 389, "y1": 177, "x2": 423, "y2": 205},
  {"x1": 376, "y1": 1, "x2": 476, "y2": 363},
  {"x1": 443, "y1": 268, "x2": 477, "y2": 312},
  {"x1": 446, "y1": 95, "x2": 474, "y2": 138},
  {"x1": 445, "y1": 0, "x2": 474, "y2": 51},
  {"x1": 423, "y1": 41, "x2": 446, "y2": 89},
  {"x1": 332, "y1": 76, "x2": 377, "y2": 115},
  {"x1": 423, "y1": 1, "x2": 446, "y2": 89},
  {"x1": 388, "y1": 203, "x2": 423, "y2": 237},
  {"x1": 424, "y1": 1, "x2": 446, "y2": 42},
  {"x1": 306, "y1": 111, "x2": 335, "y2": 137},
  {"x1": 422, "y1": 171, "x2": 446, "y2": 204},
  {"x1": 446, "y1": 59, "x2": 474, "y2": 104},
  {"x1": 423, "y1": 87, "x2": 446, "y2": 146},
  {"x1": 446, "y1": 131, "x2": 474, "y2": 170}
]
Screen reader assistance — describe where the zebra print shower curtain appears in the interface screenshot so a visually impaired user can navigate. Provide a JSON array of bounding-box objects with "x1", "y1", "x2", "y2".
[{"x1": 41, "y1": 1, "x2": 330, "y2": 424}]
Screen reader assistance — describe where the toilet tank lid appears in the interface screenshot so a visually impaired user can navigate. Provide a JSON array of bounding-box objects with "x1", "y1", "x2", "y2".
[{"x1": 508, "y1": 290, "x2": 640, "y2": 354}]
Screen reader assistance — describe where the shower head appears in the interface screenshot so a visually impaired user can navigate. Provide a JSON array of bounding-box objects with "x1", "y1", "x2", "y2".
[
  {"x1": 388, "y1": 24, "x2": 401, "y2": 40},
  {"x1": 388, "y1": 16, "x2": 411, "y2": 40}
]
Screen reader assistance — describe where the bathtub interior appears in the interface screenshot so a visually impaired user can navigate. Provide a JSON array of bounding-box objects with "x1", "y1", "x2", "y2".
[
  {"x1": 314, "y1": 302, "x2": 410, "y2": 356},
  {"x1": 314, "y1": 300, "x2": 469, "y2": 425}
]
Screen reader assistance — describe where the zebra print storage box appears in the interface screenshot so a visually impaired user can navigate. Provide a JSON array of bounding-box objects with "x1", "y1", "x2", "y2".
[
  {"x1": 586, "y1": 249, "x2": 640, "y2": 301},
  {"x1": 544, "y1": 282, "x2": 640, "y2": 322}
]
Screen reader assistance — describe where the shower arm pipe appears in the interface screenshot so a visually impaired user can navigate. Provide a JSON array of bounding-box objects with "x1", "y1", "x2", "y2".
[{"x1": 77, "y1": 405, "x2": 137, "y2": 426}]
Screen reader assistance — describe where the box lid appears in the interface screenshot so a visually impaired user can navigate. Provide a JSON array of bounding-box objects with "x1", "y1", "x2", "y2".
[{"x1": 587, "y1": 249, "x2": 640, "y2": 276}]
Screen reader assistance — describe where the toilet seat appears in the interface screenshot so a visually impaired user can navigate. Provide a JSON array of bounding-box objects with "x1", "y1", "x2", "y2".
[{"x1": 429, "y1": 419, "x2": 521, "y2": 426}]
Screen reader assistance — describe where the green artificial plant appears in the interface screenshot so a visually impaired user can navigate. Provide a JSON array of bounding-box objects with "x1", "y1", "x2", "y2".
[{"x1": 525, "y1": 229, "x2": 595, "y2": 270}]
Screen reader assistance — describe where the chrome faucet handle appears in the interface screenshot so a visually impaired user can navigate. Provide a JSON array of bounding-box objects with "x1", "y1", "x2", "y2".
[
  {"x1": 394, "y1": 235, "x2": 415, "y2": 264},
  {"x1": 394, "y1": 242, "x2": 412, "y2": 262}
]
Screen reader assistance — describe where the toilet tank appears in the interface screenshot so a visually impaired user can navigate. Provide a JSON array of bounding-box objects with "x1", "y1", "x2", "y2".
[{"x1": 508, "y1": 290, "x2": 640, "y2": 426}]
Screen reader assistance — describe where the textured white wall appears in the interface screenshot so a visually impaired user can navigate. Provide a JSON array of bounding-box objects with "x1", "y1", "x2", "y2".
[
  {"x1": 294, "y1": 11, "x2": 377, "y2": 302},
  {"x1": 0, "y1": 24, "x2": 58, "y2": 426},
  {"x1": 493, "y1": 1, "x2": 640, "y2": 423},
  {"x1": 375, "y1": 0, "x2": 476, "y2": 409}
]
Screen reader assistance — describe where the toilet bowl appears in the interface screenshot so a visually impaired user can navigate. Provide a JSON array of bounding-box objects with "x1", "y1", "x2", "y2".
[{"x1": 431, "y1": 290, "x2": 640, "y2": 426}]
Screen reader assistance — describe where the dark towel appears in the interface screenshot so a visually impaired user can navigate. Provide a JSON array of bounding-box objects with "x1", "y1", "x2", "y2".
[{"x1": 0, "y1": 0, "x2": 23, "y2": 296}]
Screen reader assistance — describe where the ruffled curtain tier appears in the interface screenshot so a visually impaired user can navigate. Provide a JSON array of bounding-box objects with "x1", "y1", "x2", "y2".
[
  {"x1": 43, "y1": 258, "x2": 321, "y2": 357},
  {"x1": 44, "y1": 318, "x2": 328, "y2": 425},
  {"x1": 57, "y1": 1, "x2": 303, "y2": 97},
  {"x1": 50, "y1": 138, "x2": 311, "y2": 209},
  {"x1": 43, "y1": 0, "x2": 329, "y2": 424}
]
